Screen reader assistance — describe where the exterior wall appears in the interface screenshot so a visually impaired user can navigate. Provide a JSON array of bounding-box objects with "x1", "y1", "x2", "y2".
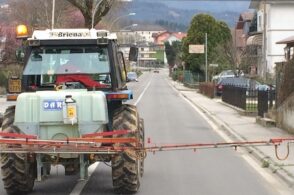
[
  {"x1": 155, "y1": 32, "x2": 170, "y2": 44},
  {"x1": 135, "y1": 31, "x2": 164, "y2": 43},
  {"x1": 255, "y1": 2, "x2": 294, "y2": 75},
  {"x1": 166, "y1": 35, "x2": 180, "y2": 44},
  {"x1": 266, "y1": 3, "x2": 294, "y2": 73},
  {"x1": 277, "y1": 92, "x2": 294, "y2": 134}
]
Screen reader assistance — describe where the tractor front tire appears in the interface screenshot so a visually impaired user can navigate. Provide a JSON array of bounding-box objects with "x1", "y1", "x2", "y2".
[
  {"x1": 111, "y1": 104, "x2": 143, "y2": 194},
  {"x1": 0, "y1": 106, "x2": 36, "y2": 195}
]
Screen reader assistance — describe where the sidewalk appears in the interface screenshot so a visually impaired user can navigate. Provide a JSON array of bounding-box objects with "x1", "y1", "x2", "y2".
[{"x1": 171, "y1": 80, "x2": 294, "y2": 186}]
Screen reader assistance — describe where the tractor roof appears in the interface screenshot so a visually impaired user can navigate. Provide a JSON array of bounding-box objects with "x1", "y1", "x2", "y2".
[{"x1": 29, "y1": 29, "x2": 117, "y2": 41}]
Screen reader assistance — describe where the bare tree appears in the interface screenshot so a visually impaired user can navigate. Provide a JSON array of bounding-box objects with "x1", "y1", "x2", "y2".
[
  {"x1": 9, "y1": 0, "x2": 73, "y2": 29},
  {"x1": 0, "y1": 26, "x2": 19, "y2": 66},
  {"x1": 66, "y1": 0, "x2": 116, "y2": 28}
]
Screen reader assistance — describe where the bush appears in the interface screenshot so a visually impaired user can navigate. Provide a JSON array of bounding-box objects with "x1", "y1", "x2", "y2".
[{"x1": 171, "y1": 70, "x2": 183, "y2": 81}]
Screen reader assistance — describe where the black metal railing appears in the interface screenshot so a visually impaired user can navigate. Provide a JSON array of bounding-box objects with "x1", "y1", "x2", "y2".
[
  {"x1": 222, "y1": 85, "x2": 276, "y2": 116},
  {"x1": 258, "y1": 90, "x2": 276, "y2": 117},
  {"x1": 222, "y1": 85, "x2": 246, "y2": 110}
]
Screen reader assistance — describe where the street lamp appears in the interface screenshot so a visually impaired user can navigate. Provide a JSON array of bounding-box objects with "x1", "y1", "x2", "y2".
[
  {"x1": 91, "y1": 0, "x2": 103, "y2": 29},
  {"x1": 109, "y1": 13, "x2": 136, "y2": 31}
]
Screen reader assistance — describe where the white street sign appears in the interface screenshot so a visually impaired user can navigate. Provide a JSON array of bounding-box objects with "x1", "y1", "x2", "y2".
[
  {"x1": 209, "y1": 64, "x2": 218, "y2": 67},
  {"x1": 189, "y1": 44, "x2": 204, "y2": 54}
]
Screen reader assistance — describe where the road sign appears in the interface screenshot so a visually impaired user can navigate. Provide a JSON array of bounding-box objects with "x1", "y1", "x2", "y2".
[
  {"x1": 189, "y1": 44, "x2": 204, "y2": 54},
  {"x1": 209, "y1": 64, "x2": 218, "y2": 67}
]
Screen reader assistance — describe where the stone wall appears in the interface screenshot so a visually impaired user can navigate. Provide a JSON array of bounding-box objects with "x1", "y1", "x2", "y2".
[{"x1": 277, "y1": 92, "x2": 294, "y2": 134}]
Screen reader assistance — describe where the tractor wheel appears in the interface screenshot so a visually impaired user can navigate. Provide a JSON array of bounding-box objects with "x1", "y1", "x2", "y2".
[
  {"x1": 0, "y1": 112, "x2": 3, "y2": 127},
  {"x1": 0, "y1": 106, "x2": 36, "y2": 195},
  {"x1": 111, "y1": 104, "x2": 143, "y2": 194}
]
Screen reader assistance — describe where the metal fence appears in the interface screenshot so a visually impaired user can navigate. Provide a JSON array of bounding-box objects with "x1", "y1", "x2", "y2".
[
  {"x1": 258, "y1": 90, "x2": 276, "y2": 117},
  {"x1": 222, "y1": 85, "x2": 246, "y2": 110},
  {"x1": 222, "y1": 85, "x2": 276, "y2": 116},
  {"x1": 183, "y1": 71, "x2": 204, "y2": 87}
]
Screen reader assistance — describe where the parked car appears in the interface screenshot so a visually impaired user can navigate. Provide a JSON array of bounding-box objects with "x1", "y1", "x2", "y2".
[
  {"x1": 215, "y1": 77, "x2": 271, "y2": 96},
  {"x1": 212, "y1": 70, "x2": 236, "y2": 83},
  {"x1": 127, "y1": 72, "x2": 138, "y2": 82}
]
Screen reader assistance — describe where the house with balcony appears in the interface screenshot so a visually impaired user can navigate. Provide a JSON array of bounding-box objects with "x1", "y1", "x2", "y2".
[
  {"x1": 249, "y1": 0, "x2": 294, "y2": 78},
  {"x1": 233, "y1": 11, "x2": 256, "y2": 73}
]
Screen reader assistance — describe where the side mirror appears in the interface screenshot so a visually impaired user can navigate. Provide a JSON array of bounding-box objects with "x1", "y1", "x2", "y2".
[
  {"x1": 31, "y1": 52, "x2": 42, "y2": 61},
  {"x1": 129, "y1": 46, "x2": 138, "y2": 62}
]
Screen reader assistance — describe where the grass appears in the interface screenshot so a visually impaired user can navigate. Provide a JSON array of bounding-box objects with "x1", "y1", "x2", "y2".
[{"x1": 246, "y1": 104, "x2": 257, "y2": 112}]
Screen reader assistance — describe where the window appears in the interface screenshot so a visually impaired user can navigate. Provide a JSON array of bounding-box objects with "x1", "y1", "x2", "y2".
[{"x1": 23, "y1": 47, "x2": 110, "y2": 75}]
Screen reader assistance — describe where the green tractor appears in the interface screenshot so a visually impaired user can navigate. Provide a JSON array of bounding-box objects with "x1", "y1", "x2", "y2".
[{"x1": 0, "y1": 26, "x2": 145, "y2": 194}]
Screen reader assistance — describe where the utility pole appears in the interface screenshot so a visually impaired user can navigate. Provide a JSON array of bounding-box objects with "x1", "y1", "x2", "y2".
[
  {"x1": 51, "y1": 0, "x2": 55, "y2": 29},
  {"x1": 205, "y1": 33, "x2": 208, "y2": 82}
]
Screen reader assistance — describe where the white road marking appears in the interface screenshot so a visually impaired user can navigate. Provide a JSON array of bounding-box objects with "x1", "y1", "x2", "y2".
[
  {"x1": 168, "y1": 80, "x2": 292, "y2": 195},
  {"x1": 69, "y1": 162, "x2": 99, "y2": 195},
  {"x1": 134, "y1": 79, "x2": 152, "y2": 106}
]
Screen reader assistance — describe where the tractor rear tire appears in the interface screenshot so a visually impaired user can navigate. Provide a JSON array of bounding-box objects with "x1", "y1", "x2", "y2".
[
  {"x1": 0, "y1": 112, "x2": 3, "y2": 127},
  {"x1": 0, "y1": 106, "x2": 36, "y2": 195},
  {"x1": 111, "y1": 104, "x2": 143, "y2": 194}
]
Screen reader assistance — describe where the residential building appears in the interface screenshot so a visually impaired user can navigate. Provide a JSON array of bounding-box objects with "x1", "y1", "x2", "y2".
[
  {"x1": 117, "y1": 24, "x2": 165, "y2": 44},
  {"x1": 116, "y1": 24, "x2": 166, "y2": 67},
  {"x1": 153, "y1": 31, "x2": 187, "y2": 45},
  {"x1": 132, "y1": 24, "x2": 165, "y2": 43},
  {"x1": 233, "y1": 12, "x2": 254, "y2": 67},
  {"x1": 249, "y1": 0, "x2": 294, "y2": 77}
]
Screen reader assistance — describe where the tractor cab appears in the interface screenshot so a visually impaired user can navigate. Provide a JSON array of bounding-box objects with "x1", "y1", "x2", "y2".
[
  {"x1": 10, "y1": 26, "x2": 138, "y2": 100},
  {"x1": 21, "y1": 28, "x2": 126, "y2": 91}
]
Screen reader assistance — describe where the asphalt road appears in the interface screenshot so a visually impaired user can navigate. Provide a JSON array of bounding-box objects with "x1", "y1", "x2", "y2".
[
  {"x1": 81, "y1": 70, "x2": 281, "y2": 195},
  {"x1": 0, "y1": 70, "x2": 289, "y2": 195}
]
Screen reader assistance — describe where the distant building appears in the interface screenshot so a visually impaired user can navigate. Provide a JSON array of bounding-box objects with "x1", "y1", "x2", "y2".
[
  {"x1": 233, "y1": 11, "x2": 254, "y2": 68},
  {"x1": 116, "y1": 24, "x2": 166, "y2": 67},
  {"x1": 153, "y1": 31, "x2": 187, "y2": 45},
  {"x1": 117, "y1": 24, "x2": 165, "y2": 43},
  {"x1": 249, "y1": 0, "x2": 294, "y2": 77}
]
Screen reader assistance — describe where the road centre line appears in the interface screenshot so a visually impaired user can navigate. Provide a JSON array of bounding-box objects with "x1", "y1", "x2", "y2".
[
  {"x1": 69, "y1": 162, "x2": 99, "y2": 195},
  {"x1": 134, "y1": 78, "x2": 152, "y2": 106}
]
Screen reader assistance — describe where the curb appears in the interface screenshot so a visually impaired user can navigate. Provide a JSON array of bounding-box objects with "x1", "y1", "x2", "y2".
[{"x1": 170, "y1": 80, "x2": 294, "y2": 187}]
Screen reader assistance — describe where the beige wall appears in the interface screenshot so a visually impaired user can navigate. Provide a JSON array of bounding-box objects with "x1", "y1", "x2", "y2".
[{"x1": 277, "y1": 92, "x2": 294, "y2": 134}]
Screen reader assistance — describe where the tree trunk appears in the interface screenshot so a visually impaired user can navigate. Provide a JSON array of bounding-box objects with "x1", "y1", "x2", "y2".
[{"x1": 67, "y1": 0, "x2": 114, "y2": 28}]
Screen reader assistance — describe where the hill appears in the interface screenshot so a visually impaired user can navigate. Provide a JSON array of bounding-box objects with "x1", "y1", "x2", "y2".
[{"x1": 127, "y1": 1, "x2": 246, "y2": 31}]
